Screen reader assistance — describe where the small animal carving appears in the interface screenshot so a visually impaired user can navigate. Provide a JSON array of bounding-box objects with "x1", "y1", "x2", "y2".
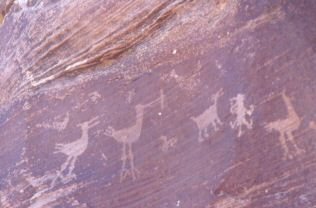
[
  {"x1": 230, "y1": 94, "x2": 254, "y2": 137},
  {"x1": 51, "y1": 117, "x2": 99, "y2": 187},
  {"x1": 191, "y1": 89, "x2": 223, "y2": 142},
  {"x1": 264, "y1": 91, "x2": 303, "y2": 159},
  {"x1": 159, "y1": 136, "x2": 177, "y2": 152}
]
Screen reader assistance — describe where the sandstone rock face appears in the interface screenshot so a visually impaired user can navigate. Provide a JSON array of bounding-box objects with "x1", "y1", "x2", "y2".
[{"x1": 0, "y1": 0, "x2": 316, "y2": 207}]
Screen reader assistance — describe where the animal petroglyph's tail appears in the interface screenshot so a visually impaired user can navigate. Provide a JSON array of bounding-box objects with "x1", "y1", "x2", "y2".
[
  {"x1": 86, "y1": 116, "x2": 100, "y2": 127},
  {"x1": 104, "y1": 126, "x2": 114, "y2": 137},
  {"x1": 264, "y1": 122, "x2": 273, "y2": 132}
]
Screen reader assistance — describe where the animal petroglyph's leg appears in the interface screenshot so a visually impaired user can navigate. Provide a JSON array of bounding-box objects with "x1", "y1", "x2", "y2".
[
  {"x1": 198, "y1": 130, "x2": 204, "y2": 143},
  {"x1": 286, "y1": 131, "x2": 303, "y2": 156},
  {"x1": 244, "y1": 118, "x2": 253, "y2": 129},
  {"x1": 237, "y1": 126, "x2": 243, "y2": 137},
  {"x1": 278, "y1": 132, "x2": 291, "y2": 159},
  {"x1": 212, "y1": 121, "x2": 218, "y2": 131},
  {"x1": 49, "y1": 175, "x2": 59, "y2": 189},
  {"x1": 203, "y1": 128, "x2": 209, "y2": 138},
  {"x1": 215, "y1": 117, "x2": 223, "y2": 129},
  {"x1": 66, "y1": 157, "x2": 77, "y2": 179},
  {"x1": 230, "y1": 121, "x2": 236, "y2": 129},
  {"x1": 59, "y1": 157, "x2": 71, "y2": 175},
  {"x1": 128, "y1": 143, "x2": 139, "y2": 180},
  {"x1": 120, "y1": 143, "x2": 128, "y2": 182}
]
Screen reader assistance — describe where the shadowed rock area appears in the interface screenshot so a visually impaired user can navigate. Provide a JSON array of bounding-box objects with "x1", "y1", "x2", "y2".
[{"x1": 0, "y1": 0, "x2": 316, "y2": 207}]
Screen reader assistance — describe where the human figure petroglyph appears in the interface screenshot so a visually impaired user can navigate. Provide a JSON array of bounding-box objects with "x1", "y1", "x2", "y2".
[
  {"x1": 104, "y1": 95, "x2": 162, "y2": 182},
  {"x1": 265, "y1": 91, "x2": 303, "y2": 159},
  {"x1": 36, "y1": 112, "x2": 70, "y2": 132},
  {"x1": 230, "y1": 94, "x2": 254, "y2": 137},
  {"x1": 191, "y1": 89, "x2": 223, "y2": 142},
  {"x1": 51, "y1": 117, "x2": 99, "y2": 187}
]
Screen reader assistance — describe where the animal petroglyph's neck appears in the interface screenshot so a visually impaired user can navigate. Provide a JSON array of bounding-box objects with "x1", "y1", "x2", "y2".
[
  {"x1": 213, "y1": 96, "x2": 220, "y2": 106},
  {"x1": 135, "y1": 108, "x2": 144, "y2": 131},
  {"x1": 79, "y1": 126, "x2": 91, "y2": 143},
  {"x1": 213, "y1": 90, "x2": 223, "y2": 104},
  {"x1": 282, "y1": 94, "x2": 299, "y2": 120}
]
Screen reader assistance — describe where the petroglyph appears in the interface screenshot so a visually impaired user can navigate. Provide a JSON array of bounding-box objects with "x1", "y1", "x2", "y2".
[
  {"x1": 89, "y1": 91, "x2": 101, "y2": 103},
  {"x1": 25, "y1": 171, "x2": 61, "y2": 200},
  {"x1": 51, "y1": 117, "x2": 99, "y2": 186},
  {"x1": 211, "y1": 196, "x2": 250, "y2": 208},
  {"x1": 160, "y1": 89, "x2": 165, "y2": 110},
  {"x1": 29, "y1": 183, "x2": 79, "y2": 208},
  {"x1": 309, "y1": 121, "x2": 316, "y2": 130},
  {"x1": 265, "y1": 91, "x2": 303, "y2": 159},
  {"x1": 74, "y1": 91, "x2": 102, "y2": 109},
  {"x1": 159, "y1": 136, "x2": 177, "y2": 152},
  {"x1": 104, "y1": 94, "x2": 162, "y2": 182},
  {"x1": 230, "y1": 94, "x2": 254, "y2": 137},
  {"x1": 22, "y1": 101, "x2": 31, "y2": 110},
  {"x1": 191, "y1": 89, "x2": 223, "y2": 142},
  {"x1": 105, "y1": 105, "x2": 144, "y2": 182},
  {"x1": 36, "y1": 112, "x2": 70, "y2": 132},
  {"x1": 127, "y1": 89, "x2": 136, "y2": 104},
  {"x1": 163, "y1": 69, "x2": 200, "y2": 92},
  {"x1": 16, "y1": 0, "x2": 28, "y2": 9}
]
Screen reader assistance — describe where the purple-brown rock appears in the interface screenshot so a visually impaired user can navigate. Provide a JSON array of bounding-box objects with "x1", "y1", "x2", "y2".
[{"x1": 0, "y1": 0, "x2": 316, "y2": 207}]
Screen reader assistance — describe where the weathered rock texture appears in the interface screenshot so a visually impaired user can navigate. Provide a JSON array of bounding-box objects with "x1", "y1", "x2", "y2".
[{"x1": 0, "y1": 0, "x2": 316, "y2": 207}]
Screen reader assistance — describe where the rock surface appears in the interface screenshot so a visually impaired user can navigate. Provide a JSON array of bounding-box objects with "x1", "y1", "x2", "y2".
[{"x1": 0, "y1": 0, "x2": 316, "y2": 207}]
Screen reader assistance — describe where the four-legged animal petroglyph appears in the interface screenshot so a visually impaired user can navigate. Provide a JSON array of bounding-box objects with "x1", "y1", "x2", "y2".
[
  {"x1": 36, "y1": 112, "x2": 70, "y2": 132},
  {"x1": 163, "y1": 69, "x2": 200, "y2": 92},
  {"x1": 51, "y1": 117, "x2": 99, "y2": 187},
  {"x1": 265, "y1": 91, "x2": 303, "y2": 159},
  {"x1": 230, "y1": 94, "x2": 254, "y2": 137},
  {"x1": 191, "y1": 89, "x2": 223, "y2": 142}
]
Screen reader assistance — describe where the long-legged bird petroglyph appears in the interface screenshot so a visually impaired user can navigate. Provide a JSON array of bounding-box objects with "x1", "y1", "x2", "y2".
[
  {"x1": 51, "y1": 117, "x2": 99, "y2": 187},
  {"x1": 265, "y1": 91, "x2": 304, "y2": 159},
  {"x1": 104, "y1": 94, "x2": 162, "y2": 182}
]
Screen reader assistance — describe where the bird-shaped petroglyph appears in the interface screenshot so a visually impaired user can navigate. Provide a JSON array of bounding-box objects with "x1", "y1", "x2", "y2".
[
  {"x1": 105, "y1": 105, "x2": 144, "y2": 182},
  {"x1": 265, "y1": 91, "x2": 304, "y2": 159},
  {"x1": 104, "y1": 94, "x2": 162, "y2": 182},
  {"x1": 191, "y1": 89, "x2": 223, "y2": 142},
  {"x1": 51, "y1": 117, "x2": 99, "y2": 187},
  {"x1": 230, "y1": 94, "x2": 254, "y2": 137}
]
